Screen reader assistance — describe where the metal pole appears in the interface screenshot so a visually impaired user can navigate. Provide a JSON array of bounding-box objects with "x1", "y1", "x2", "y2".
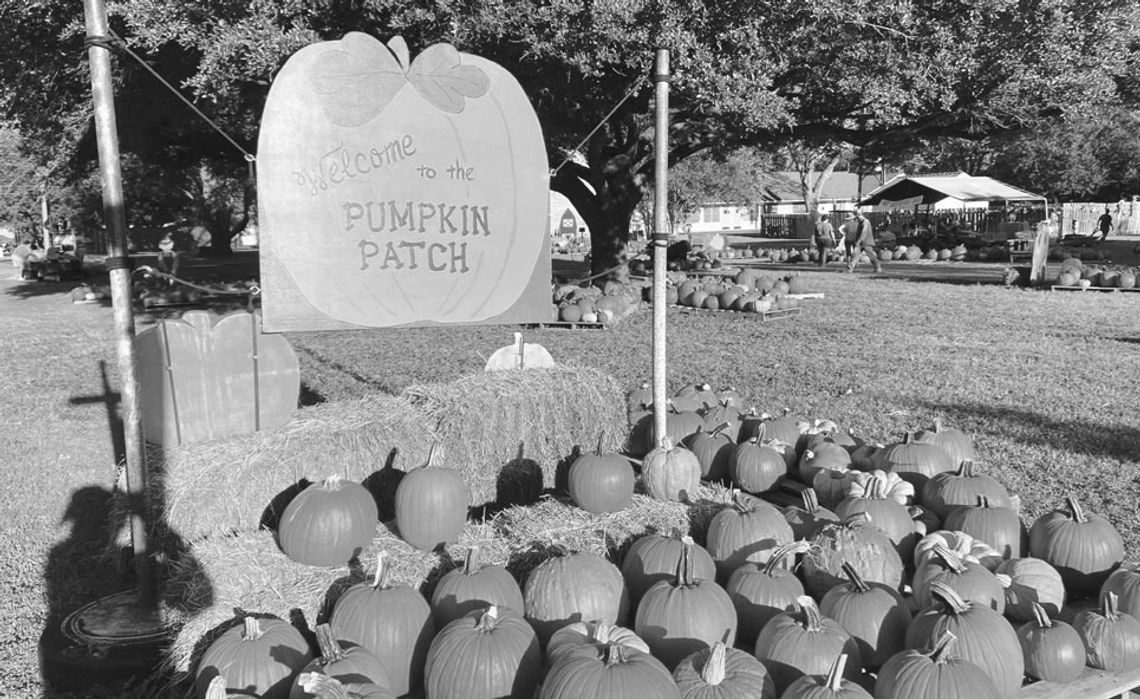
[
  {"x1": 83, "y1": 0, "x2": 155, "y2": 605},
  {"x1": 42, "y1": 184, "x2": 51, "y2": 250},
  {"x1": 651, "y1": 50, "x2": 670, "y2": 447}
]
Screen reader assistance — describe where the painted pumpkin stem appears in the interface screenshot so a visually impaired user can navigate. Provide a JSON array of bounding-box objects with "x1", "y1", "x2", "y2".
[
  {"x1": 841, "y1": 561, "x2": 871, "y2": 593},
  {"x1": 701, "y1": 641, "x2": 727, "y2": 686},
  {"x1": 1067, "y1": 496, "x2": 1087, "y2": 523},
  {"x1": 370, "y1": 551, "x2": 391, "y2": 589},
  {"x1": 802, "y1": 487, "x2": 820, "y2": 513},
  {"x1": 478, "y1": 605, "x2": 501, "y2": 632},
  {"x1": 242, "y1": 616, "x2": 263, "y2": 641},
  {"x1": 676, "y1": 536, "x2": 695, "y2": 587},
  {"x1": 764, "y1": 541, "x2": 810, "y2": 575},
  {"x1": 796, "y1": 595, "x2": 824, "y2": 632},
  {"x1": 931, "y1": 543, "x2": 967, "y2": 574},
  {"x1": 1031, "y1": 602, "x2": 1053, "y2": 628},
  {"x1": 930, "y1": 631, "x2": 959, "y2": 664},
  {"x1": 929, "y1": 581, "x2": 971, "y2": 615},
  {"x1": 314, "y1": 623, "x2": 347, "y2": 665},
  {"x1": 825, "y1": 653, "x2": 848, "y2": 691},
  {"x1": 463, "y1": 546, "x2": 479, "y2": 575},
  {"x1": 1103, "y1": 591, "x2": 1119, "y2": 619}
]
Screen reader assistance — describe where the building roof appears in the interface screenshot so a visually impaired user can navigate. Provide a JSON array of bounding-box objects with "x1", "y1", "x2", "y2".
[
  {"x1": 859, "y1": 172, "x2": 1044, "y2": 207},
  {"x1": 761, "y1": 171, "x2": 885, "y2": 202}
]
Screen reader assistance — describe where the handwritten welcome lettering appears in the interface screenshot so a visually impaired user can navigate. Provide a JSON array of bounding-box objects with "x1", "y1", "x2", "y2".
[{"x1": 292, "y1": 135, "x2": 417, "y2": 195}]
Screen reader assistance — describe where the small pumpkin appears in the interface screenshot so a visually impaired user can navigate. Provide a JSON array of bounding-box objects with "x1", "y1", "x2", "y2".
[
  {"x1": 424, "y1": 605, "x2": 541, "y2": 699},
  {"x1": 328, "y1": 552, "x2": 435, "y2": 696},
  {"x1": 878, "y1": 432, "x2": 956, "y2": 491},
  {"x1": 1101, "y1": 562, "x2": 1140, "y2": 619},
  {"x1": 819, "y1": 562, "x2": 911, "y2": 670},
  {"x1": 811, "y1": 467, "x2": 857, "y2": 510},
  {"x1": 642, "y1": 436, "x2": 702, "y2": 502},
  {"x1": 278, "y1": 475, "x2": 377, "y2": 567},
  {"x1": 626, "y1": 380, "x2": 653, "y2": 416},
  {"x1": 905, "y1": 581, "x2": 1023, "y2": 696},
  {"x1": 568, "y1": 432, "x2": 635, "y2": 514},
  {"x1": 394, "y1": 443, "x2": 469, "y2": 552},
  {"x1": 545, "y1": 620, "x2": 649, "y2": 667},
  {"x1": 911, "y1": 543, "x2": 1007, "y2": 614},
  {"x1": 1018, "y1": 602, "x2": 1087, "y2": 683},
  {"x1": 684, "y1": 423, "x2": 737, "y2": 483},
  {"x1": 730, "y1": 435, "x2": 786, "y2": 494},
  {"x1": 290, "y1": 624, "x2": 392, "y2": 699},
  {"x1": 797, "y1": 441, "x2": 852, "y2": 483},
  {"x1": 913, "y1": 417, "x2": 976, "y2": 468},
  {"x1": 780, "y1": 653, "x2": 871, "y2": 699},
  {"x1": 1072, "y1": 591, "x2": 1140, "y2": 672},
  {"x1": 753, "y1": 596, "x2": 862, "y2": 695},
  {"x1": 844, "y1": 470, "x2": 913, "y2": 506},
  {"x1": 620, "y1": 530, "x2": 717, "y2": 608},
  {"x1": 523, "y1": 551, "x2": 630, "y2": 647},
  {"x1": 673, "y1": 641, "x2": 777, "y2": 699},
  {"x1": 701, "y1": 400, "x2": 743, "y2": 443},
  {"x1": 540, "y1": 642, "x2": 680, "y2": 699},
  {"x1": 195, "y1": 616, "x2": 313, "y2": 699},
  {"x1": 664, "y1": 401, "x2": 706, "y2": 444},
  {"x1": 914, "y1": 530, "x2": 1002, "y2": 571},
  {"x1": 725, "y1": 541, "x2": 810, "y2": 648},
  {"x1": 430, "y1": 546, "x2": 525, "y2": 630},
  {"x1": 1030, "y1": 495, "x2": 1125, "y2": 597},
  {"x1": 834, "y1": 473, "x2": 919, "y2": 567},
  {"x1": 783, "y1": 488, "x2": 839, "y2": 541},
  {"x1": 875, "y1": 631, "x2": 1001, "y2": 699},
  {"x1": 706, "y1": 492, "x2": 795, "y2": 582},
  {"x1": 943, "y1": 494, "x2": 1026, "y2": 560},
  {"x1": 634, "y1": 535, "x2": 738, "y2": 671},
  {"x1": 921, "y1": 460, "x2": 1012, "y2": 518},
  {"x1": 996, "y1": 556, "x2": 1065, "y2": 622}
]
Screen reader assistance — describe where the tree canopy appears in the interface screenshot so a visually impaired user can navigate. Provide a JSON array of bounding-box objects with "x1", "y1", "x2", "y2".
[{"x1": 2, "y1": 0, "x2": 1137, "y2": 267}]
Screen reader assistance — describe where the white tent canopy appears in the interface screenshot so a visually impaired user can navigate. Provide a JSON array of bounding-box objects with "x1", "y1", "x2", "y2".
[{"x1": 860, "y1": 172, "x2": 1046, "y2": 210}]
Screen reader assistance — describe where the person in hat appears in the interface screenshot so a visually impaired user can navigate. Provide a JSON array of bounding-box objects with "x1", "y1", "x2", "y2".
[
  {"x1": 813, "y1": 212, "x2": 837, "y2": 267},
  {"x1": 845, "y1": 209, "x2": 883, "y2": 273}
]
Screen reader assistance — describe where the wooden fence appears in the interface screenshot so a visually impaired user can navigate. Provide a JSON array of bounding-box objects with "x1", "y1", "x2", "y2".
[{"x1": 1062, "y1": 202, "x2": 1140, "y2": 237}]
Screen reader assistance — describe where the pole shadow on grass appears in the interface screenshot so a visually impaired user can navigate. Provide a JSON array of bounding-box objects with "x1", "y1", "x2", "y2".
[{"x1": 914, "y1": 399, "x2": 1140, "y2": 463}]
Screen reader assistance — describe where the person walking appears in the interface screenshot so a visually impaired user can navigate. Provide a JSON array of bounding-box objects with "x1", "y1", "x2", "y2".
[
  {"x1": 1096, "y1": 207, "x2": 1114, "y2": 241},
  {"x1": 845, "y1": 210, "x2": 883, "y2": 273},
  {"x1": 814, "y1": 212, "x2": 837, "y2": 267}
]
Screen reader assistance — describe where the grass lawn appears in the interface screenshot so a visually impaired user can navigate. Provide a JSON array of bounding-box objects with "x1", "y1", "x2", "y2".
[{"x1": 1, "y1": 251, "x2": 1138, "y2": 697}]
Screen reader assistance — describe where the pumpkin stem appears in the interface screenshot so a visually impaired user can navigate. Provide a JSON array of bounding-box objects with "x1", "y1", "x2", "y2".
[
  {"x1": 1067, "y1": 496, "x2": 1087, "y2": 523},
  {"x1": 930, "y1": 543, "x2": 967, "y2": 574},
  {"x1": 842, "y1": 511, "x2": 872, "y2": 527},
  {"x1": 797, "y1": 595, "x2": 824, "y2": 632},
  {"x1": 975, "y1": 494, "x2": 990, "y2": 508},
  {"x1": 1103, "y1": 591, "x2": 1119, "y2": 619},
  {"x1": 596, "y1": 431, "x2": 606, "y2": 456},
  {"x1": 1030, "y1": 602, "x2": 1053, "y2": 628},
  {"x1": 370, "y1": 551, "x2": 390, "y2": 589},
  {"x1": 463, "y1": 546, "x2": 479, "y2": 575},
  {"x1": 958, "y1": 459, "x2": 975, "y2": 478},
  {"x1": 732, "y1": 490, "x2": 754, "y2": 512},
  {"x1": 711, "y1": 422, "x2": 730, "y2": 437},
  {"x1": 605, "y1": 643, "x2": 629, "y2": 666},
  {"x1": 478, "y1": 605, "x2": 501, "y2": 632},
  {"x1": 764, "y1": 541, "x2": 810, "y2": 575},
  {"x1": 324, "y1": 473, "x2": 344, "y2": 490},
  {"x1": 298, "y1": 672, "x2": 350, "y2": 699},
  {"x1": 928, "y1": 581, "x2": 971, "y2": 615},
  {"x1": 929, "y1": 631, "x2": 959, "y2": 664},
  {"x1": 425, "y1": 442, "x2": 441, "y2": 469},
  {"x1": 676, "y1": 536, "x2": 695, "y2": 587},
  {"x1": 825, "y1": 653, "x2": 848, "y2": 691},
  {"x1": 314, "y1": 623, "x2": 346, "y2": 665},
  {"x1": 841, "y1": 562, "x2": 871, "y2": 593},
  {"x1": 701, "y1": 641, "x2": 728, "y2": 686},
  {"x1": 241, "y1": 616, "x2": 263, "y2": 641},
  {"x1": 204, "y1": 677, "x2": 229, "y2": 699},
  {"x1": 801, "y1": 487, "x2": 820, "y2": 513},
  {"x1": 592, "y1": 621, "x2": 613, "y2": 643},
  {"x1": 903, "y1": 431, "x2": 914, "y2": 444}
]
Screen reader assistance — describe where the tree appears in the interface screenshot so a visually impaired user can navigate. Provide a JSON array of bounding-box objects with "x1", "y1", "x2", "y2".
[
  {"x1": 666, "y1": 148, "x2": 773, "y2": 236},
  {"x1": 3, "y1": 0, "x2": 1138, "y2": 272}
]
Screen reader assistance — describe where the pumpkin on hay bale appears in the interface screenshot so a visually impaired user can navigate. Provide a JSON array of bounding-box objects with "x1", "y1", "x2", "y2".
[
  {"x1": 118, "y1": 394, "x2": 435, "y2": 545},
  {"x1": 401, "y1": 365, "x2": 628, "y2": 507}
]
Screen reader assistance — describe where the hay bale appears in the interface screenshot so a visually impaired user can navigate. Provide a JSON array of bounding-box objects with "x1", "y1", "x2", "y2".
[
  {"x1": 402, "y1": 365, "x2": 628, "y2": 507},
  {"x1": 147, "y1": 394, "x2": 436, "y2": 542}
]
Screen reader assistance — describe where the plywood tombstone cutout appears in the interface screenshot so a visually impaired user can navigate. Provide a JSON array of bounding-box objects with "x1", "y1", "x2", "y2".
[
  {"x1": 257, "y1": 34, "x2": 551, "y2": 331},
  {"x1": 135, "y1": 311, "x2": 301, "y2": 446},
  {"x1": 484, "y1": 332, "x2": 555, "y2": 371}
]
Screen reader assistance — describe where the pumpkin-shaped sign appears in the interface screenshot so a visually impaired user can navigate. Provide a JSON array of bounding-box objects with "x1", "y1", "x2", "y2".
[{"x1": 257, "y1": 33, "x2": 551, "y2": 330}]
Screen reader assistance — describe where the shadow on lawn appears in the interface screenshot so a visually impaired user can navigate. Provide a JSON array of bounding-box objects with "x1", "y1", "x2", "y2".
[{"x1": 917, "y1": 399, "x2": 1140, "y2": 462}]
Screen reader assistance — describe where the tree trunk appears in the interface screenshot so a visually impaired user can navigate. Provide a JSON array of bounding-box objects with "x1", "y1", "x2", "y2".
[{"x1": 551, "y1": 158, "x2": 643, "y2": 285}]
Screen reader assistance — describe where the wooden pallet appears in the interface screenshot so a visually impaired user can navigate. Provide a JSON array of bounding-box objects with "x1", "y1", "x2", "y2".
[
  {"x1": 524, "y1": 320, "x2": 606, "y2": 330},
  {"x1": 1051, "y1": 285, "x2": 1140, "y2": 293},
  {"x1": 672, "y1": 304, "x2": 801, "y2": 321},
  {"x1": 786, "y1": 292, "x2": 825, "y2": 299}
]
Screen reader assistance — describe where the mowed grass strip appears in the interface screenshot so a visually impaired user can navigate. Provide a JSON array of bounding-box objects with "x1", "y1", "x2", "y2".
[{"x1": 0, "y1": 268, "x2": 1138, "y2": 697}]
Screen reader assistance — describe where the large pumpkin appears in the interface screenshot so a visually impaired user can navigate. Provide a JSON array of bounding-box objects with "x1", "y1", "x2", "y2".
[
  {"x1": 539, "y1": 643, "x2": 680, "y2": 699},
  {"x1": 781, "y1": 654, "x2": 871, "y2": 699},
  {"x1": 328, "y1": 552, "x2": 435, "y2": 696},
  {"x1": 911, "y1": 543, "x2": 1006, "y2": 614},
  {"x1": 621, "y1": 531, "x2": 717, "y2": 608},
  {"x1": 797, "y1": 441, "x2": 852, "y2": 483},
  {"x1": 905, "y1": 582, "x2": 1023, "y2": 696},
  {"x1": 811, "y1": 468, "x2": 857, "y2": 510},
  {"x1": 278, "y1": 475, "x2": 378, "y2": 567},
  {"x1": 634, "y1": 536, "x2": 738, "y2": 670},
  {"x1": 1102, "y1": 562, "x2": 1140, "y2": 619},
  {"x1": 1018, "y1": 602, "x2": 1087, "y2": 683},
  {"x1": 920, "y1": 460, "x2": 1011, "y2": 518},
  {"x1": 430, "y1": 546, "x2": 525, "y2": 629},
  {"x1": 834, "y1": 473, "x2": 919, "y2": 567},
  {"x1": 1029, "y1": 495, "x2": 1124, "y2": 596},
  {"x1": 819, "y1": 563, "x2": 911, "y2": 670},
  {"x1": 943, "y1": 495, "x2": 1026, "y2": 560},
  {"x1": 195, "y1": 616, "x2": 313, "y2": 699},
  {"x1": 641, "y1": 436, "x2": 702, "y2": 502},
  {"x1": 730, "y1": 437, "x2": 786, "y2": 494},
  {"x1": 394, "y1": 443, "x2": 469, "y2": 552},
  {"x1": 753, "y1": 596, "x2": 862, "y2": 695},
  {"x1": 523, "y1": 551, "x2": 630, "y2": 646},
  {"x1": 996, "y1": 556, "x2": 1065, "y2": 622},
  {"x1": 1072, "y1": 591, "x2": 1140, "y2": 672},
  {"x1": 725, "y1": 541, "x2": 810, "y2": 648},
  {"x1": 706, "y1": 492, "x2": 795, "y2": 582},
  {"x1": 878, "y1": 432, "x2": 955, "y2": 491},
  {"x1": 875, "y1": 632, "x2": 1001, "y2": 699},
  {"x1": 424, "y1": 606, "x2": 541, "y2": 699},
  {"x1": 802, "y1": 514, "x2": 904, "y2": 598},
  {"x1": 568, "y1": 433, "x2": 635, "y2": 514},
  {"x1": 913, "y1": 418, "x2": 976, "y2": 468},
  {"x1": 290, "y1": 624, "x2": 392, "y2": 698},
  {"x1": 684, "y1": 424, "x2": 737, "y2": 483},
  {"x1": 673, "y1": 641, "x2": 776, "y2": 699}
]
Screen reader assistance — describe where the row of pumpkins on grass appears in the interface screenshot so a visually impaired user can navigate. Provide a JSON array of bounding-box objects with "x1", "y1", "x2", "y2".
[
  {"x1": 1055, "y1": 256, "x2": 1139, "y2": 288},
  {"x1": 206, "y1": 381, "x2": 1140, "y2": 697},
  {"x1": 646, "y1": 270, "x2": 812, "y2": 313}
]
